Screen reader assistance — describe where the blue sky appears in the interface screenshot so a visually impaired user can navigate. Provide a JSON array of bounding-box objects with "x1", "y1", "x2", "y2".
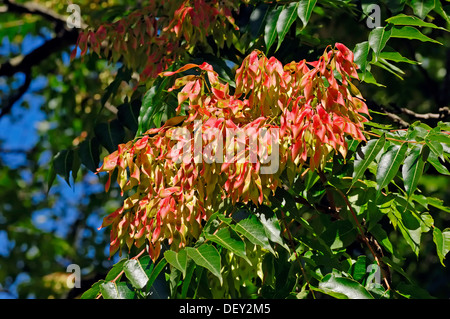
[{"x1": 0, "y1": 30, "x2": 111, "y2": 298}]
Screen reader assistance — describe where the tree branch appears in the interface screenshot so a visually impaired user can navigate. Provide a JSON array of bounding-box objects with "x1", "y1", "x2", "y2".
[
  {"x1": 0, "y1": 0, "x2": 83, "y2": 117},
  {"x1": 0, "y1": 30, "x2": 78, "y2": 77},
  {"x1": 2, "y1": 0, "x2": 68, "y2": 26},
  {"x1": 0, "y1": 70, "x2": 31, "y2": 118},
  {"x1": 398, "y1": 106, "x2": 450, "y2": 121},
  {"x1": 366, "y1": 100, "x2": 411, "y2": 128}
]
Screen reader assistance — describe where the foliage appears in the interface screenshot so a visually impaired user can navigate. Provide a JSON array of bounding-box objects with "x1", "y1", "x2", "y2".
[{"x1": 1, "y1": 0, "x2": 450, "y2": 299}]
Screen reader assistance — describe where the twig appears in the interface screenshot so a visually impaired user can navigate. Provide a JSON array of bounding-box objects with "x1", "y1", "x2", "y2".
[
  {"x1": 333, "y1": 187, "x2": 391, "y2": 290},
  {"x1": 363, "y1": 130, "x2": 423, "y2": 144},
  {"x1": 316, "y1": 169, "x2": 391, "y2": 290},
  {"x1": 280, "y1": 210, "x2": 316, "y2": 299},
  {"x1": 367, "y1": 101, "x2": 410, "y2": 128}
]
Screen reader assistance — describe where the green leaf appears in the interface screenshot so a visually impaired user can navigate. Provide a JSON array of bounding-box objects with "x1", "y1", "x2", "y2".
[
  {"x1": 276, "y1": 3, "x2": 299, "y2": 51},
  {"x1": 233, "y1": 214, "x2": 275, "y2": 255},
  {"x1": 248, "y1": 4, "x2": 270, "y2": 39},
  {"x1": 386, "y1": 13, "x2": 446, "y2": 30},
  {"x1": 359, "y1": 69, "x2": 386, "y2": 87},
  {"x1": 116, "y1": 282, "x2": 136, "y2": 299},
  {"x1": 427, "y1": 152, "x2": 450, "y2": 175},
  {"x1": 390, "y1": 26, "x2": 442, "y2": 44},
  {"x1": 124, "y1": 259, "x2": 149, "y2": 289},
  {"x1": 181, "y1": 261, "x2": 196, "y2": 298},
  {"x1": 100, "y1": 66, "x2": 132, "y2": 108},
  {"x1": 186, "y1": 245, "x2": 222, "y2": 284},
  {"x1": 71, "y1": 150, "x2": 81, "y2": 182},
  {"x1": 164, "y1": 249, "x2": 188, "y2": 278},
  {"x1": 368, "y1": 26, "x2": 392, "y2": 59},
  {"x1": 427, "y1": 197, "x2": 450, "y2": 213},
  {"x1": 105, "y1": 258, "x2": 126, "y2": 281},
  {"x1": 372, "y1": 59, "x2": 404, "y2": 80},
  {"x1": 80, "y1": 280, "x2": 104, "y2": 299},
  {"x1": 352, "y1": 134, "x2": 386, "y2": 189},
  {"x1": 409, "y1": 0, "x2": 435, "y2": 19},
  {"x1": 53, "y1": 149, "x2": 74, "y2": 187},
  {"x1": 378, "y1": 49, "x2": 418, "y2": 64},
  {"x1": 396, "y1": 282, "x2": 435, "y2": 299},
  {"x1": 433, "y1": 0, "x2": 450, "y2": 24},
  {"x1": 402, "y1": 145, "x2": 429, "y2": 198},
  {"x1": 427, "y1": 132, "x2": 450, "y2": 146},
  {"x1": 264, "y1": 6, "x2": 283, "y2": 53},
  {"x1": 137, "y1": 75, "x2": 176, "y2": 135},
  {"x1": 353, "y1": 41, "x2": 370, "y2": 73},
  {"x1": 398, "y1": 211, "x2": 422, "y2": 256},
  {"x1": 204, "y1": 226, "x2": 251, "y2": 265},
  {"x1": 94, "y1": 119, "x2": 125, "y2": 153},
  {"x1": 297, "y1": 0, "x2": 317, "y2": 28},
  {"x1": 433, "y1": 227, "x2": 450, "y2": 266},
  {"x1": 425, "y1": 138, "x2": 444, "y2": 158},
  {"x1": 145, "y1": 258, "x2": 167, "y2": 293},
  {"x1": 381, "y1": 256, "x2": 412, "y2": 283},
  {"x1": 376, "y1": 143, "x2": 408, "y2": 199},
  {"x1": 117, "y1": 100, "x2": 141, "y2": 134},
  {"x1": 351, "y1": 256, "x2": 367, "y2": 282},
  {"x1": 100, "y1": 281, "x2": 120, "y2": 299},
  {"x1": 46, "y1": 160, "x2": 56, "y2": 194},
  {"x1": 388, "y1": 196, "x2": 425, "y2": 256},
  {"x1": 322, "y1": 220, "x2": 357, "y2": 250},
  {"x1": 318, "y1": 273, "x2": 374, "y2": 299},
  {"x1": 79, "y1": 137, "x2": 100, "y2": 172},
  {"x1": 257, "y1": 205, "x2": 289, "y2": 251}
]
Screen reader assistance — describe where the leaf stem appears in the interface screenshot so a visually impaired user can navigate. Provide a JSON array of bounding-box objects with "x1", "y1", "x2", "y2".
[{"x1": 364, "y1": 130, "x2": 422, "y2": 144}]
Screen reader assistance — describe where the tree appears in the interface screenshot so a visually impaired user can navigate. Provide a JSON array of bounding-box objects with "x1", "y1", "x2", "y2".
[{"x1": 0, "y1": 0, "x2": 449, "y2": 299}]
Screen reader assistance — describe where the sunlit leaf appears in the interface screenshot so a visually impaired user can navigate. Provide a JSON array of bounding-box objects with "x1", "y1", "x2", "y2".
[
  {"x1": 204, "y1": 226, "x2": 252, "y2": 265},
  {"x1": 164, "y1": 249, "x2": 188, "y2": 277},
  {"x1": 186, "y1": 245, "x2": 222, "y2": 284},
  {"x1": 353, "y1": 41, "x2": 370, "y2": 73},
  {"x1": 368, "y1": 26, "x2": 392, "y2": 59},
  {"x1": 233, "y1": 213, "x2": 275, "y2": 255},
  {"x1": 390, "y1": 26, "x2": 442, "y2": 45},
  {"x1": 297, "y1": 0, "x2": 317, "y2": 28},
  {"x1": 433, "y1": 227, "x2": 450, "y2": 266},
  {"x1": 376, "y1": 143, "x2": 408, "y2": 199},
  {"x1": 264, "y1": 6, "x2": 282, "y2": 53},
  {"x1": 386, "y1": 13, "x2": 446, "y2": 30},
  {"x1": 105, "y1": 258, "x2": 126, "y2": 281},
  {"x1": 276, "y1": 3, "x2": 299, "y2": 51},
  {"x1": 409, "y1": 0, "x2": 435, "y2": 19},
  {"x1": 402, "y1": 145, "x2": 429, "y2": 198},
  {"x1": 352, "y1": 134, "x2": 386, "y2": 189},
  {"x1": 124, "y1": 259, "x2": 149, "y2": 289},
  {"x1": 318, "y1": 273, "x2": 374, "y2": 299}
]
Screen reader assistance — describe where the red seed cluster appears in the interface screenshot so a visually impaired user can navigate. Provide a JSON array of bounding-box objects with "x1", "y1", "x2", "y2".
[{"x1": 98, "y1": 44, "x2": 369, "y2": 260}]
